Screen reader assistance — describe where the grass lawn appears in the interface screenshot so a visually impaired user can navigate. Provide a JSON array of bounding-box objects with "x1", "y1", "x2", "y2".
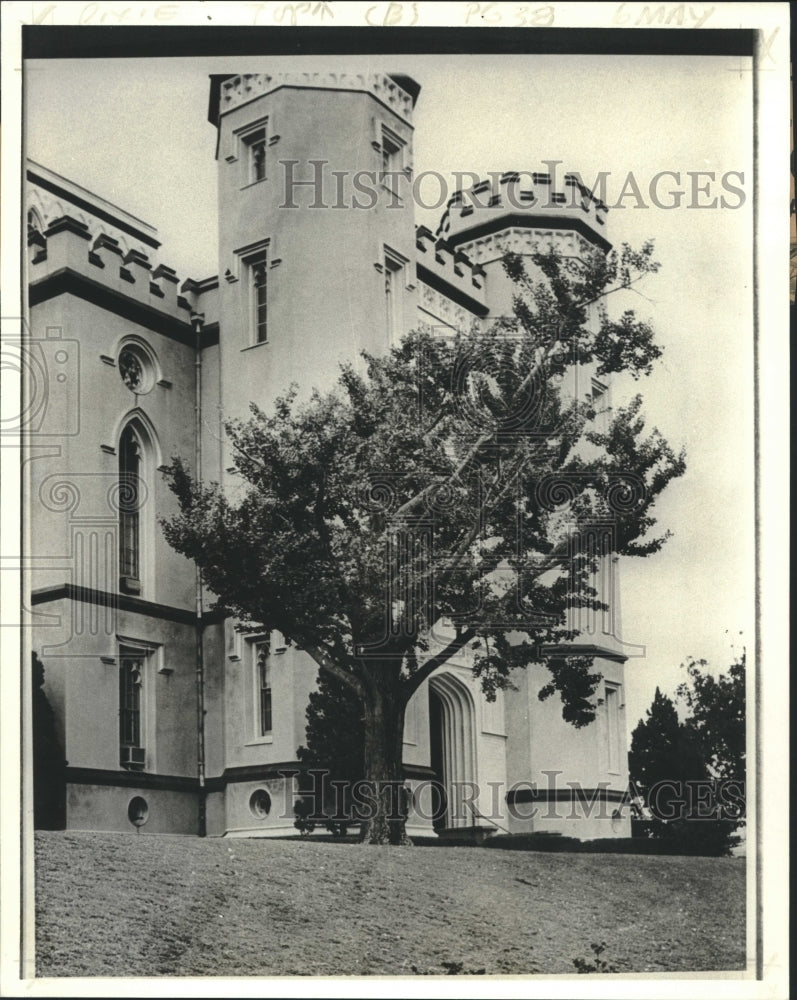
[{"x1": 34, "y1": 831, "x2": 746, "y2": 978}]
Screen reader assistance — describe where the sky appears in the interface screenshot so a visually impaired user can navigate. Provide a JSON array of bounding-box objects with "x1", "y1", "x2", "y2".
[{"x1": 24, "y1": 51, "x2": 756, "y2": 735}]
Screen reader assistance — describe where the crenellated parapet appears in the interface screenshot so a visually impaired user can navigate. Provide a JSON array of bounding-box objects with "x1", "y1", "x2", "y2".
[
  {"x1": 217, "y1": 72, "x2": 419, "y2": 125},
  {"x1": 436, "y1": 170, "x2": 611, "y2": 260},
  {"x1": 414, "y1": 224, "x2": 487, "y2": 331},
  {"x1": 27, "y1": 161, "x2": 218, "y2": 338}
]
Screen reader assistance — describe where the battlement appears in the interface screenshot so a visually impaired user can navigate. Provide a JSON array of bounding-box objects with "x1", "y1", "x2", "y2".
[
  {"x1": 27, "y1": 214, "x2": 219, "y2": 340},
  {"x1": 26, "y1": 160, "x2": 218, "y2": 336},
  {"x1": 216, "y1": 72, "x2": 419, "y2": 125},
  {"x1": 436, "y1": 171, "x2": 611, "y2": 254},
  {"x1": 414, "y1": 225, "x2": 488, "y2": 319}
]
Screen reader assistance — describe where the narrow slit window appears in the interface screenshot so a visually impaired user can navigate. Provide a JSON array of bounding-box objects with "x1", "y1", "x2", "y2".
[
  {"x1": 380, "y1": 126, "x2": 405, "y2": 196},
  {"x1": 119, "y1": 647, "x2": 145, "y2": 770},
  {"x1": 256, "y1": 644, "x2": 272, "y2": 736},
  {"x1": 251, "y1": 252, "x2": 268, "y2": 344},
  {"x1": 245, "y1": 129, "x2": 267, "y2": 183},
  {"x1": 118, "y1": 426, "x2": 141, "y2": 583},
  {"x1": 605, "y1": 685, "x2": 621, "y2": 773},
  {"x1": 384, "y1": 250, "x2": 405, "y2": 344}
]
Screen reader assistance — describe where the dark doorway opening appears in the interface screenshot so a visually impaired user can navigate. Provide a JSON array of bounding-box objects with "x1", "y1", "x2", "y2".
[{"x1": 429, "y1": 687, "x2": 447, "y2": 831}]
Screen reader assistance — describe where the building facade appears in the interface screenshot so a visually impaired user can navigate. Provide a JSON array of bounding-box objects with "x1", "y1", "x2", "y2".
[{"x1": 26, "y1": 71, "x2": 631, "y2": 840}]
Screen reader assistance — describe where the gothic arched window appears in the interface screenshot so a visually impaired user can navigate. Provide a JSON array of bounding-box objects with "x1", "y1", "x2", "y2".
[{"x1": 118, "y1": 425, "x2": 143, "y2": 591}]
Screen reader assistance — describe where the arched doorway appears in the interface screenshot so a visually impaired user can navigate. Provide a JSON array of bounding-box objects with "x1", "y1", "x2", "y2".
[{"x1": 428, "y1": 673, "x2": 477, "y2": 830}]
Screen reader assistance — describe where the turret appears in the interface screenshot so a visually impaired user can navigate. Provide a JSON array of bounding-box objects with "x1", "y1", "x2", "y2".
[
  {"x1": 208, "y1": 71, "x2": 422, "y2": 432},
  {"x1": 437, "y1": 170, "x2": 610, "y2": 318}
]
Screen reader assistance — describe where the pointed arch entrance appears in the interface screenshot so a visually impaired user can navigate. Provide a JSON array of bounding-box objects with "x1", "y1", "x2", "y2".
[{"x1": 428, "y1": 672, "x2": 477, "y2": 830}]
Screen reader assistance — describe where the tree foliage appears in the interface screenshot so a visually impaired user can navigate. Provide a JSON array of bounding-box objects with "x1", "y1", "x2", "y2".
[
  {"x1": 629, "y1": 686, "x2": 705, "y2": 802},
  {"x1": 295, "y1": 672, "x2": 365, "y2": 835},
  {"x1": 629, "y1": 649, "x2": 746, "y2": 856},
  {"x1": 676, "y1": 647, "x2": 746, "y2": 784},
  {"x1": 162, "y1": 242, "x2": 685, "y2": 843}
]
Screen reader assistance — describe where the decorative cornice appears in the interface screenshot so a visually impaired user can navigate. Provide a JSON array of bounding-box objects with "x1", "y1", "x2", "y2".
[
  {"x1": 205, "y1": 763, "x2": 301, "y2": 792},
  {"x1": 506, "y1": 786, "x2": 628, "y2": 805},
  {"x1": 445, "y1": 213, "x2": 611, "y2": 254},
  {"x1": 540, "y1": 643, "x2": 628, "y2": 664},
  {"x1": 66, "y1": 761, "x2": 439, "y2": 795},
  {"x1": 219, "y1": 72, "x2": 416, "y2": 125},
  {"x1": 28, "y1": 166, "x2": 161, "y2": 250},
  {"x1": 65, "y1": 766, "x2": 199, "y2": 792},
  {"x1": 416, "y1": 262, "x2": 488, "y2": 318},
  {"x1": 29, "y1": 268, "x2": 220, "y2": 350},
  {"x1": 31, "y1": 583, "x2": 227, "y2": 627}
]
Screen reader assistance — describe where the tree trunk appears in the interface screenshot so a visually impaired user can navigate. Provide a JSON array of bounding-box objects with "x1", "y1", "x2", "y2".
[{"x1": 358, "y1": 674, "x2": 411, "y2": 846}]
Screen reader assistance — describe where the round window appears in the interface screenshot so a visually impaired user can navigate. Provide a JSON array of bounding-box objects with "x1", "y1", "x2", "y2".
[
  {"x1": 118, "y1": 344, "x2": 155, "y2": 394},
  {"x1": 249, "y1": 788, "x2": 272, "y2": 819},
  {"x1": 128, "y1": 795, "x2": 149, "y2": 828}
]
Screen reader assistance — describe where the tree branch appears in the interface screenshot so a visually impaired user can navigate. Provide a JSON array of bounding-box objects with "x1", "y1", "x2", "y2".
[
  {"x1": 392, "y1": 431, "x2": 494, "y2": 520},
  {"x1": 314, "y1": 473, "x2": 361, "y2": 636},
  {"x1": 230, "y1": 435, "x2": 269, "y2": 474},
  {"x1": 301, "y1": 639, "x2": 367, "y2": 700},
  {"x1": 404, "y1": 628, "x2": 476, "y2": 699}
]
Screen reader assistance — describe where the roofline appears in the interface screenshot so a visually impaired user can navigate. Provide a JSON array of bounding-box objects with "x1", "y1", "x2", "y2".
[{"x1": 27, "y1": 161, "x2": 161, "y2": 251}]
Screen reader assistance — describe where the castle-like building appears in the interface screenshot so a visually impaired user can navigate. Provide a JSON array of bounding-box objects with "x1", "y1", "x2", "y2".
[{"x1": 26, "y1": 72, "x2": 630, "y2": 840}]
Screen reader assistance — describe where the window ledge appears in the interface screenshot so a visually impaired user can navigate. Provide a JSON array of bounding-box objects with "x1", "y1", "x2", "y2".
[
  {"x1": 241, "y1": 178, "x2": 267, "y2": 191},
  {"x1": 240, "y1": 341, "x2": 270, "y2": 353},
  {"x1": 245, "y1": 737, "x2": 274, "y2": 747}
]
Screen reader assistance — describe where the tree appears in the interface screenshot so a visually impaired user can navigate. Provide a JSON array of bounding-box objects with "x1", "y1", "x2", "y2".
[
  {"x1": 162, "y1": 242, "x2": 686, "y2": 844},
  {"x1": 629, "y1": 651, "x2": 746, "y2": 856},
  {"x1": 295, "y1": 672, "x2": 365, "y2": 835},
  {"x1": 32, "y1": 652, "x2": 66, "y2": 829},
  {"x1": 676, "y1": 646, "x2": 746, "y2": 784},
  {"x1": 628, "y1": 686, "x2": 705, "y2": 825}
]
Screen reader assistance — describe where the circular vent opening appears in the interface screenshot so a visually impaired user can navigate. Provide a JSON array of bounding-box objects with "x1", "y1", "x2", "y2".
[
  {"x1": 127, "y1": 795, "x2": 149, "y2": 828},
  {"x1": 249, "y1": 788, "x2": 272, "y2": 819}
]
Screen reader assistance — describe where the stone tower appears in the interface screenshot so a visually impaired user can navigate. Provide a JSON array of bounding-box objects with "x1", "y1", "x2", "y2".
[{"x1": 208, "y1": 72, "x2": 421, "y2": 433}]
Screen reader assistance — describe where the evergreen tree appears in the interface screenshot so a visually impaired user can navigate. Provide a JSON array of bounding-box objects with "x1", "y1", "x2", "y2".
[
  {"x1": 629, "y1": 652, "x2": 746, "y2": 856},
  {"x1": 295, "y1": 673, "x2": 365, "y2": 835}
]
